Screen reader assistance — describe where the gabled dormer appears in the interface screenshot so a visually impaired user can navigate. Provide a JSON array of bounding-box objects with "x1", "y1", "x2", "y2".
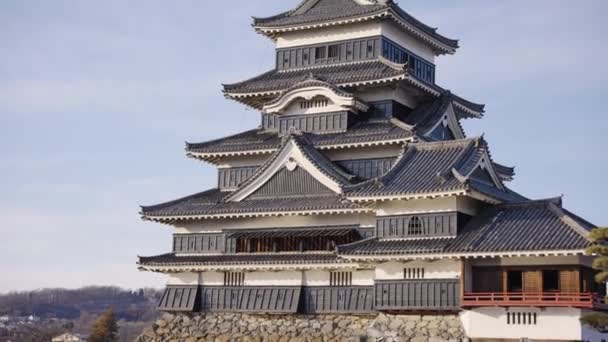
[
  {"x1": 261, "y1": 77, "x2": 368, "y2": 135},
  {"x1": 227, "y1": 134, "x2": 356, "y2": 202}
]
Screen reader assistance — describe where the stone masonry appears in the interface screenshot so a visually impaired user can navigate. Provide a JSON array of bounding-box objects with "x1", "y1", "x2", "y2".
[{"x1": 136, "y1": 312, "x2": 466, "y2": 342}]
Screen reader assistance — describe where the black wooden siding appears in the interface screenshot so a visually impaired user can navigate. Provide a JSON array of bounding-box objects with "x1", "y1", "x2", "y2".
[
  {"x1": 376, "y1": 212, "x2": 458, "y2": 238},
  {"x1": 218, "y1": 167, "x2": 258, "y2": 190},
  {"x1": 375, "y1": 279, "x2": 460, "y2": 311},
  {"x1": 199, "y1": 286, "x2": 301, "y2": 313},
  {"x1": 278, "y1": 112, "x2": 350, "y2": 135},
  {"x1": 158, "y1": 285, "x2": 199, "y2": 311},
  {"x1": 276, "y1": 37, "x2": 382, "y2": 70},
  {"x1": 337, "y1": 158, "x2": 395, "y2": 180},
  {"x1": 368, "y1": 100, "x2": 412, "y2": 120},
  {"x1": 302, "y1": 286, "x2": 374, "y2": 313},
  {"x1": 262, "y1": 113, "x2": 279, "y2": 131},
  {"x1": 173, "y1": 234, "x2": 225, "y2": 254},
  {"x1": 249, "y1": 166, "x2": 333, "y2": 199}
]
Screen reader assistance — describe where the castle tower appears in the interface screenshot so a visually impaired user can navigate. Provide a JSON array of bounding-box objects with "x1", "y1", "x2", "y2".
[{"x1": 137, "y1": 1, "x2": 604, "y2": 340}]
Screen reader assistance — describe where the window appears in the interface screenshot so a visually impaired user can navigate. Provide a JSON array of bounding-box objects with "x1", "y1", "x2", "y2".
[
  {"x1": 300, "y1": 98, "x2": 328, "y2": 109},
  {"x1": 507, "y1": 312, "x2": 537, "y2": 325},
  {"x1": 315, "y1": 46, "x2": 326, "y2": 60},
  {"x1": 303, "y1": 52, "x2": 308, "y2": 61},
  {"x1": 407, "y1": 216, "x2": 423, "y2": 235},
  {"x1": 330, "y1": 271, "x2": 352, "y2": 287},
  {"x1": 328, "y1": 44, "x2": 339, "y2": 59},
  {"x1": 404, "y1": 268, "x2": 425, "y2": 279},
  {"x1": 507, "y1": 270, "x2": 523, "y2": 292},
  {"x1": 224, "y1": 272, "x2": 244, "y2": 287},
  {"x1": 543, "y1": 270, "x2": 560, "y2": 292}
]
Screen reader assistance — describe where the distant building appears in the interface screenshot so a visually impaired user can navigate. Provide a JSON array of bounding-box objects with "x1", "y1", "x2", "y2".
[
  {"x1": 137, "y1": 0, "x2": 607, "y2": 341},
  {"x1": 51, "y1": 333, "x2": 85, "y2": 342}
]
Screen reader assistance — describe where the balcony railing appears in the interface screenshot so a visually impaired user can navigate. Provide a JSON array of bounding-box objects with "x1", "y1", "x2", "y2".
[{"x1": 462, "y1": 292, "x2": 608, "y2": 309}]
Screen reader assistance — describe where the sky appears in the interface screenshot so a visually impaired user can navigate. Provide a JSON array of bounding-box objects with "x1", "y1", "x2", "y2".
[{"x1": 0, "y1": 0, "x2": 607, "y2": 293}]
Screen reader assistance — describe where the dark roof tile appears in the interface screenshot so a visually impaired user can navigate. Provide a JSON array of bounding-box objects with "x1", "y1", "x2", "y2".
[
  {"x1": 253, "y1": 0, "x2": 458, "y2": 50},
  {"x1": 139, "y1": 252, "x2": 350, "y2": 267}
]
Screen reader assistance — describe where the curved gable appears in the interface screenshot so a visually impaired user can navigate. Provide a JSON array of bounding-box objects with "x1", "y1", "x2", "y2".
[{"x1": 262, "y1": 79, "x2": 368, "y2": 115}]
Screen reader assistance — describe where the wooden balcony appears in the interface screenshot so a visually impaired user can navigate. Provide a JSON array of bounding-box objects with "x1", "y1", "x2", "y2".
[{"x1": 462, "y1": 292, "x2": 608, "y2": 309}]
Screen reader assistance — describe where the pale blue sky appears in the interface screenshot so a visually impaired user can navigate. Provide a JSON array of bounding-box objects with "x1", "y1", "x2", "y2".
[{"x1": 0, "y1": 0, "x2": 606, "y2": 292}]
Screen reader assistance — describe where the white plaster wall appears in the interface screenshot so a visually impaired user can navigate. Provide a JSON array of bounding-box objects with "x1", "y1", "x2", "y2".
[
  {"x1": 216, "y1": 154, "x2": 269, "y2": 168},
  {"x1": 276, "y1": 22, "x2": 382, "y2": 49},
  {"x1": 244, "y1": 271, "x2": 303, "y2": 286},
  {"x1": 303, "y1": 269, "x2": 375, "y2": 286},
  {"x1": 166, "y1": 272, "x2": 200, "y2": 285},
  {"x1": 175, "y1": 213, "x2": 376, "y2": 234},
  {"x1": 200, "y1": 271, "x2": 224, "y2": 286},
  {"x1": 352, "y1": 270, "x2": 375, "y2": 286},
  {"x1": 380, "y1": 21, "x2": 435, "y2": 62},
  {"x1": 281, "y1": 97, "x2": 345, "y2": 116},
  {"x1": 374, "y1": 197, "x2": 479, "y2": 217},
  {"x1": 460, "y1": 307, "x2": 585, "y2": 341},
  {"x1": 375, "y1": 260, "x2": 460, "y2": 280},
  {"x1": 303, "y1": 270, "x2": 329, "y2": 286}
]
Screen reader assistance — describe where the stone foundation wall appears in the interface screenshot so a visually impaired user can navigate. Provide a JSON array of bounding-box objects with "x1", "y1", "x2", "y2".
[{"x1": 137, "y1": 312, "x2": 466, "y2": 342}]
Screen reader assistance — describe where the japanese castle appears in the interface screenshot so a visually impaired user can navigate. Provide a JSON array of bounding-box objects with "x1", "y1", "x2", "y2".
[{"x1": 137, "y1": 0, "x2": 605, "y2": 340}]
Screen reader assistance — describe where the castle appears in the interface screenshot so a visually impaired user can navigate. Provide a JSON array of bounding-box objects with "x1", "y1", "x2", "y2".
[{"x1": 137, "y1": 1, "x2": 605, "y2": 340}]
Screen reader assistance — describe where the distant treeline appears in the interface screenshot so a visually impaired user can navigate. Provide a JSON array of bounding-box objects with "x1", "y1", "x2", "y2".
[{"x1": 0, "y1": 286, "x2": 162, "y2": 321}]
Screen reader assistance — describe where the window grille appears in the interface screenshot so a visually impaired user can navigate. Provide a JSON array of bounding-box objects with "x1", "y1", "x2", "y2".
[
  {"x1": 408, "y1": 216, "x2": 423, "y2": 235},
  {"x1": 507, "y1": 312, "x2": 537, "y2": 325},
  {"x1": 315, "y1": 46, "x2": 326, "y2": 60},
  {"x1": 328, "y1": 44, "x2": 339, "y2": 59},
  {"x1": 224, "y1": 272, "x2": 245, "y2": 287},
  {"x1": 330, "y1": 271, "x2": 352, "y2": 287},
  {"x1": 404, "y1": 268, "x2": 425, "y2": 279},
  {"x1": 300, "y1": 99, "x2": 328, "y2": 109}
]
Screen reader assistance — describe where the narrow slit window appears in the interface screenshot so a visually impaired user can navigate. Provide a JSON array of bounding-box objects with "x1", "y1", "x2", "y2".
[
  {"x1": 315, "y1": 46, "x2": 327, "y2": 60},
  {"x1": 330, "y1": 271, "x2": 352, "y2": 287},
  {"x1": 404, "y1": 268, "x2": 425, "y2": 279},
  {"x1": 224, "y1": 272, "x2": 245, "y2": 287},
  {"x1": 328, "y1": 44, "x2": 339, "y2": 59},
  {"x1": 407, "y1": 216, "x2": 423, "y2": 235}
]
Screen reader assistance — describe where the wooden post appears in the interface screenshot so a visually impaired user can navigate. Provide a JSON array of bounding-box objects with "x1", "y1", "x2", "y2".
[{"x1": 460, "y1": 258, "x2": 465, "y2": 299}]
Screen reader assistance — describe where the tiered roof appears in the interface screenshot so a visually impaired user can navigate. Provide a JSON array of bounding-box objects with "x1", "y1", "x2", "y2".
[
  {"x1": 139, "y1": 199, "x2": 593, "y2": 271},
  {"x1": 186, "y1": 119, "x2": 415, "y2": 162},
  {"x1": 347, "y1": 137, "x2": 524, "y2": 203},
  {"x1": 339, "y1": 198, "x2": 593, "y2": 258},
  {"x1": 223, "y1": 58, "x2": 485, "y2": 117},
  {"x1": 252, "y1": 0, "x2": 459, "y2": 54},
  {"x1": 144, "y1": 135, "x2": 522, "y2": 222}
]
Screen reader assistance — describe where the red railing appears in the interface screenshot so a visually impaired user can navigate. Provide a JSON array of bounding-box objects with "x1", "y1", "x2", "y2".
[{"x1": 461, "y1": 292, "x2": 607, "y2": 309}]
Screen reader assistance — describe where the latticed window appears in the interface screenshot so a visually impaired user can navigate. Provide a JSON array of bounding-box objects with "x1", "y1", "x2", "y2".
[
  {"x1": 404, "y1": 268, "x2": 425, "y2": 279},
  {"x1": 330, "y1": 271, "x2": 352, "y2": 287},
  {"x1": 224, "y1": 272, "x2": 244, "y2": 287},
  {"x1": 408, "y1": 216, "x2": 423, "y2": 235}
]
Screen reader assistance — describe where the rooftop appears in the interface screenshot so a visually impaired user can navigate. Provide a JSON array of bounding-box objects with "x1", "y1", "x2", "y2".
[
  {"x1": 339, "y1": 198, "x2": 593, "y2": 257},
  {"x1": 346, "y1": 137, "x2": 525, "y2": 202},
  {"x1": 252, "y1": 0, "x2": 459, "y2": 54}
]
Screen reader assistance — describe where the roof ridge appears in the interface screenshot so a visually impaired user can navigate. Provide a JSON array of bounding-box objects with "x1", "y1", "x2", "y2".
[
  {"x1": 291, "y1": 135, "x2": 357, "y2": 183},
  {"x1": 546, "y1": 202, "x2": 593, "y2": 238}
]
